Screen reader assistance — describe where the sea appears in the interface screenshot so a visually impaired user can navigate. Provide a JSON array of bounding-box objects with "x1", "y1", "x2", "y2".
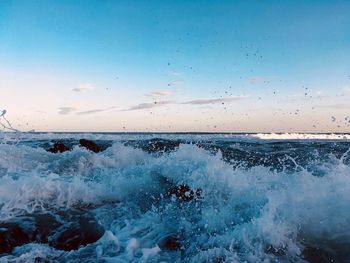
[{"x1": 0, "y1": 132, "x2": 350, "y2": 263}]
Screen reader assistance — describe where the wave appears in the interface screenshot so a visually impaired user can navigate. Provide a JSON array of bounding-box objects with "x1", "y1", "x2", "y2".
[
  {"x1": 1, "y1": 132, "x2": 350, "y2": 144},
  {"x1": 252, "y1": 133, "x2": 350, "y2": 140},
  {"x1": 0, "y1": 136, "x2": 349, "y2": 262}
]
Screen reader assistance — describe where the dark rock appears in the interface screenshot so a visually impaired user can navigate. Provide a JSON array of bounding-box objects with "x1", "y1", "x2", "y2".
[
  {"x1": 49, "y1": 215, "x2": 104, "y2": 251},
  {"x1": 0, "y1": 223, "x2": 30, "y2": 254},
  {"x1": 159, "y1": 235, "x2": 181, "y2": 251},
  {"x1": 0, "y1": 212, "x2": 104, "y2": 254},
  {"x1": 302, "y1": 246, "x2": 335, "y2": 263},
  {"x1": 211, "y1": 257, "x2": 226, "y2": 263},
  {"x1": 125, "y1": 138, "x2": 181, "y2": 153},
  {"x1": 265, "y1": 244, "x2": 287, "y2": 256},
  {"x1": 47, "y1": 142, "x2": 70, "y2": 153},
  {"x1": 79, "y1": 139, "x2": 101, "y2": 153},
  {"x1": 146, "y1": 139, "x2": 180, "y2": 153},
  {"x1": 33, "y1": 213, "x2": 63, "y2": 243},
  {"x1": 167, "y1": 184, "x2": 202, "y2": 202}
]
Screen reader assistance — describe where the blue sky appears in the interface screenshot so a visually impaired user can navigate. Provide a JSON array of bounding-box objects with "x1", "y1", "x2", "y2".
[{"x1": 0, "y1": 0, "x2": 350, "y2": 132}]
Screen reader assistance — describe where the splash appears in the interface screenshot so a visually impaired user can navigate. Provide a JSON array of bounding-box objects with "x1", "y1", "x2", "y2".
[
  {"x1": 0, "y1": 109, "x2": 19, "y2": 132},
  {"x1": 0, "y1": 136, "x2": 349, "y2": 262}
]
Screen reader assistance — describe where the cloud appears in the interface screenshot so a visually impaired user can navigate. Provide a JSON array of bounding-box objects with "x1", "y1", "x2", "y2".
[
  {"x1": 58, "y1": 107, "x2": 76, "y2": 115},
  {"x1": 76, "y1": 107, "x2": 116, "y2": 115},
  {"x1": 182, "y1": 96, "x2": 246, "y2": 105},
  {"x1": 58, "y1": 106, "x2": 117, "y2": 116},
  {"x1": 76, "y1": 109, "x2": 106, "y2": 115},
  {"x1": 122, "y1": 101, "x2": 173, "y2": 111},
  {"x1": 144, "y1": 90, "x2": 173, "y2": 99},
  {"x1": 72, "y1": 83, "x2": 94, "y2": 92},
  {"x1": 121, "y1": 96, "x2": 245, "y2": 112}
]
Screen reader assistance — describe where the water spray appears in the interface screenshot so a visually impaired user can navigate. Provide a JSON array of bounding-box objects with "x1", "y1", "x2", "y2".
[{"x1": 0, "y1": 109, "x2": 20, "y2": 132}]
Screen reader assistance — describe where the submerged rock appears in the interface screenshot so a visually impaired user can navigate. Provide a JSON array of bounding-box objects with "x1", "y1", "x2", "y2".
[
  {"x1": 158, "y1": 235, "x2": 181, "y2": 251},
  {"x1": 126, "y1": 138, "x2": 181, "y2": 153},
  {"x1": 167, "y1": 184, "x2": 202, "y2": 201},
  {"x1": 33, "y1": 213, "x2": 63, "y2": 243},
  {"x1": 265, "y1": 244, "x2": 287, "y2": 256},
  {"x1": 79, "y1": 139, "x2": 101, "y2": 153},
  {"x1": 302, "y1": 246, "x2": 336, "y2": 263},
  {"x1": 47, "y1": 142, "x2": 70, "y2": 153},
  {"x1": 50, "y1": 216, "x2": 104, "y2": 251},
  {"x1": 145, "y1": 139, "x2": 180, "y2": 153},
  {"x1": 0, "y1": 223, "x2": 30, "y2": 254},
  {"x1": 0, "y1": 212, "x2": 104, "y2": 254}
]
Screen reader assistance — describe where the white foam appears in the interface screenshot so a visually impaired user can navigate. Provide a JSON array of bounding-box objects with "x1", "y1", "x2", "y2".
[
  {"x1": 0, "y1": 140, "x2": 349, "y2": 261},
  {"x1": 96, "y1": 231, "x2": 120, "y2": 258},
  {"x1": 252, "y1": 133, "x2": 350, "y2": 140},
  {"x1": 141, "y1": 246, "x2": 161, "y2": 262}
]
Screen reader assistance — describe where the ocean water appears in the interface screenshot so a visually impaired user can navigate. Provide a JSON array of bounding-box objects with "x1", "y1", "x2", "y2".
[{"x1": 0, "y1": 132, "x2": 350, "y2": 263}]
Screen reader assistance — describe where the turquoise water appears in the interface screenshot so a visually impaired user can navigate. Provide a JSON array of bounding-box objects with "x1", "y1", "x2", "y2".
[{"x1": 0, "y1": 133, "x2": 349, "y2": 262}]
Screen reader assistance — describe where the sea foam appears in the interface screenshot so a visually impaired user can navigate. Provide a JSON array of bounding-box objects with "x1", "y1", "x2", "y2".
[{"x1": 0, "y1": 134, "x2": 349, "y2": 262}]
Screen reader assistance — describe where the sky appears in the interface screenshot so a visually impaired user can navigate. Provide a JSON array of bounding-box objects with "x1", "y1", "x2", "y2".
[{"x1": 0, "y1": 0, "x2": 350, "y2": 132}]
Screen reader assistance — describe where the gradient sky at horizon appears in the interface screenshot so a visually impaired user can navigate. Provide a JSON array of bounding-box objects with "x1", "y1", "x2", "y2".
[{"x1": 1, "y1": 0, "x2": 350, "y2": 132}]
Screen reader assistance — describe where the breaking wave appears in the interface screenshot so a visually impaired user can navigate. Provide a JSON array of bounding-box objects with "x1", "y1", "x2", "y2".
[{"x1": 0, "y1": 133, "x2": 350, "y2": 262}]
